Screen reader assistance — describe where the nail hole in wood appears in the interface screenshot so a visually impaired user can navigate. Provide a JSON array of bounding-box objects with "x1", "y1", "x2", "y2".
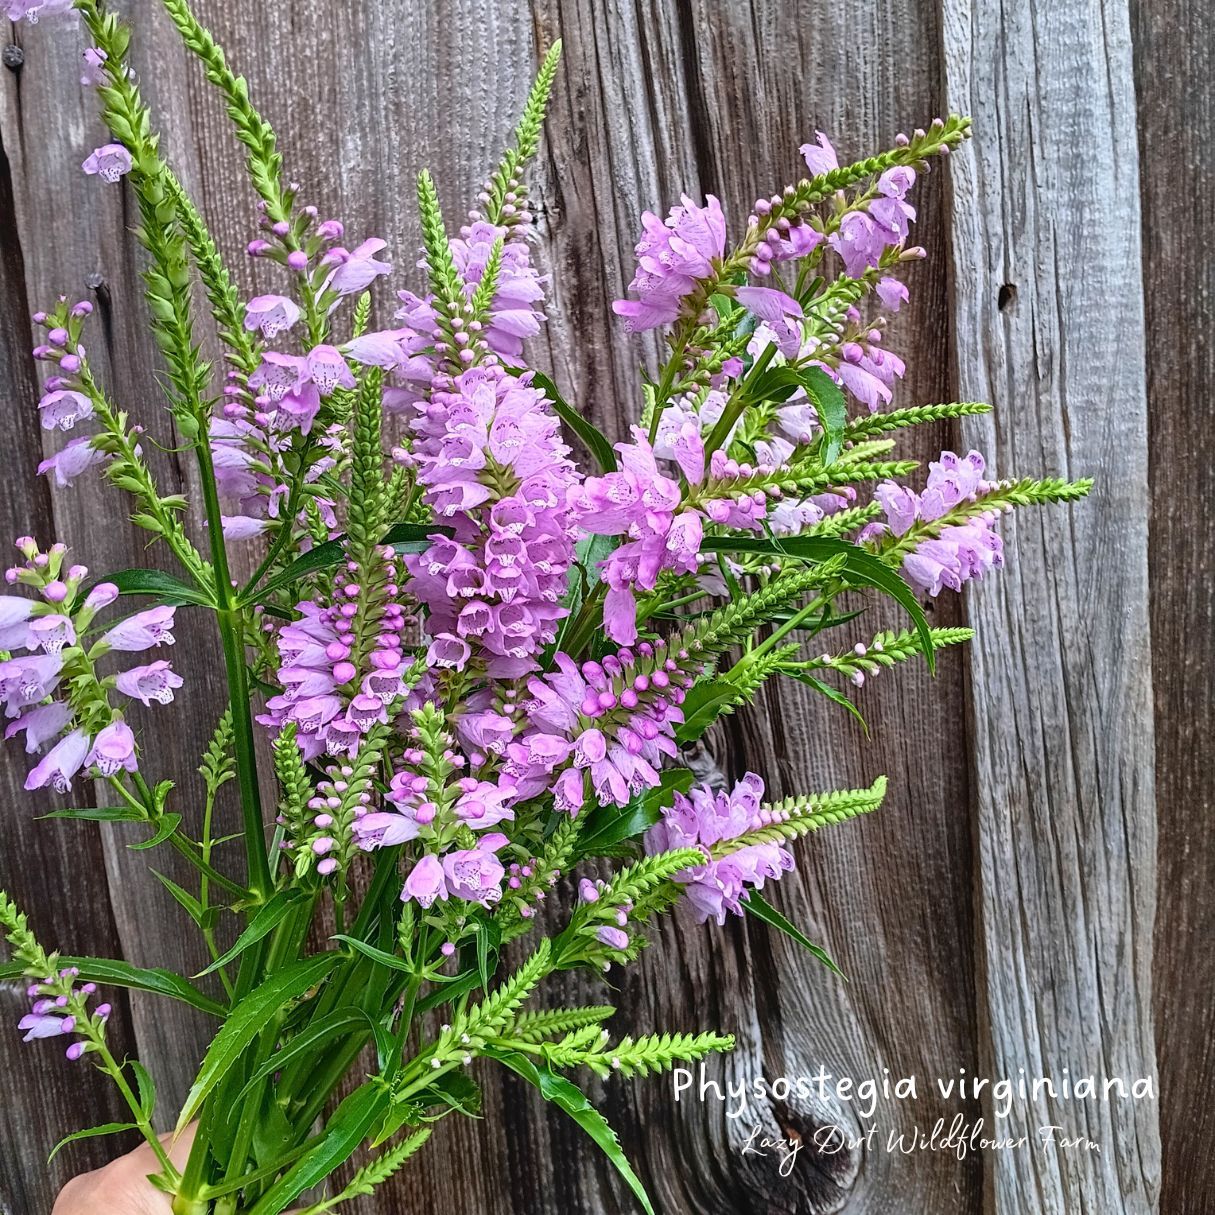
[{"x1": 997, "y1": 282, "x2": 1017, "y2": 312}]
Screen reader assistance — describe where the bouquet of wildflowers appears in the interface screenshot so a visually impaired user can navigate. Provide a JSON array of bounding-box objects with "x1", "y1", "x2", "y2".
[{"x1": 0, "y1": 1, "x2": 1091, "y2": 1211}]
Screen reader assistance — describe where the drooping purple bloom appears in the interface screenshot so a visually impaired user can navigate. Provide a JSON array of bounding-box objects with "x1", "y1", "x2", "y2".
[
  {"x1": 0, "y1": 595, "x2": 36, "y2": 651},
  {"x1": 0, "y1": 653, "x2": 64, "y2": 714},
  {"x1": 613, "y1": 194, "x2": 726, "y2": 330},
  {"x1": 876, "y1": 276, "x2": 909, "y2": 312},
  {"x1": 222, "y1": 515, "x2": 270, "y2": 540},
  {"x1": 82, "y1": 144, "x2": 132, "y2": 183},
  {"x1": 27, "y1": 614, "x2": 75, "y2": 654},
  {"x1": 799, "y1": 131, "x2": 839, "y2": 177},
  {"x1": 114, "y1": 661, "x2": 183, "y2": 706},
  {"x1": 442, "y1": 846, "x2": 506, "y2": 906},
  {"x1": 6, "y1": 0, "x2": 74, "y2": 23},
  {"x1": 402, "y1": 854, "x2": 448, "y2": 907},
  {"x1": 86, "y1": 721, "x2": 138, "y2": 777},
  {"x1": 37, "y1": 390, "x2": 93, "y2": 432},
  {"x1": 902, "y1": 519, "x2": 1003, "y2": 596},
  {"x1": 38, "y1": 438, "x2": 106, "y2": 487},
  {"x1": 320, "y1": 238, "x2": 392, "y2": 296},
  {"x1": 244, "y1": 295, "x2": 301, "y2": 339},
  {"x1": 101, "y1": 606, "x2": 176, "y2": 652},
  {"x1": 5, "y1": 702, "x2": 73, "y2": 752},
  {"x1": 80, "y1": 47, "x2": 108, "y2": 86},
  {"x1": 25, "y1": 728, "x2": 89, "y2": 793}
]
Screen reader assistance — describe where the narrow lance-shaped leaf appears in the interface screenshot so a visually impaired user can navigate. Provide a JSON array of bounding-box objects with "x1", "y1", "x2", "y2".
[
  {"x1": 0, "y1": 956, "x2": 225, "y2": 1017},
  {"x1": 48, "y1": 1122, "x2": 138, "y2": 1165},
  {"x1": 175, "y1": 953, "x2": 340, "y2": 1131},
  {"x1": 744, "y1": 890, "x2": 845, "y2": 979},
  {"x1": 196, "y1": 889, "x2": 305, "y2": 976},
  {"x1": 484, "y1": 1048, "x2": 655, "y2": 1214}
]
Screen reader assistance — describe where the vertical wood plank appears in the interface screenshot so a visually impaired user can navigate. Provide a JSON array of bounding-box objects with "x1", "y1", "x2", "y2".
[
  {"x1": 0, "y1": 0, "x2": 237, "y2": 1151},
  {"x1": 942, "y1": 0, "x2": 1161, "y2": 1210},
  {"x1": 0, "y1": 105, "x2": 142, "y2": 1208},
  {"x1": 0, "y1": 0, "x2": 1187, "y2": 1212},
  {"x1": 1132, "y1": 0, "x2": 1215, "y2": 1208}
]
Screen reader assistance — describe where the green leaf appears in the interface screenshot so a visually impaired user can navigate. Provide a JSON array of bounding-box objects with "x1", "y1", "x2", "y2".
[
  {"x1": 0, "y1": 956, "x2": 225, "y2": 1017},
  {"x1": 129, "y1": 1059, "x2": 156, "y2": 1120},
  {"x1": 175, "y1": 954, "x2": 339, "y2": 1131},
  {"x1": 86, "y1": 567, "x2": 215, "y2": 608},
  {"x1": 48, "y1": 1122, "x2": 137, "y2": 1165},
  {"x1": 744, "y1": 891, "x2": 845, "y2": 978},
  {"x1": 675, "y1": 680, "x2": 744, "y2": 743},
  {"x1": 237, "y1": 1008, "x2": 375, "y2": 1098},
  {"x1": 417, "y1": 1069, "x2": 482, "y2": 1119},
  {"x1": 485, "y1": 1048, "x2": 654, "y2": 1214},
  {"x1": 128, "y1": 812, "x2": 182, "y2": 851},
  {"x1": 474, "y1": 918, "x2": 501, "y2": 996},
  {"x1": 330, "y1": 933, "x2": 415, "y2": 972},
  {"x1": 698, "y1": 534, "x2": 935, "y2": 674},
  {"x1": 149, "y1": 869, "x2": 205, "y2": 927},
  {"x1": 415, "y1": 967, "x2": 482, "y2": 1015},
  {"x1": 197, "y1": 890, "x2": 303, "y2": 976},
  {"x1": 578, "y1": 768, "x2": 694, "y2": 856},
  {"x1": 784, "y1": 670, "x2": 868, "y2": 733},
  {"x1": 247, "y1": 1082, "x2": 391, "y2": 1215},
  {"x1": 39, "y1": 806, "x2": 145, "y2": 823},
  {"x1": 380, "y1": 521, "x2": 447, "y2": 552},
  {"x1": 799, "y1": 365, "x2": 847, "y2": 465},
  {"x1": 511, "y1": 367, "x2": 618, "y2": 472}
]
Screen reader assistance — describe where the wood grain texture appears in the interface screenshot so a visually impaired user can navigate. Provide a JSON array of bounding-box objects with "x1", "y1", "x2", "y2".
[
  {"x1": 943, "y1": 0, "x2": 1162, "y2": 1211},
  {"x1": 0, "y1": 0, "x2": 1192, "y2": 1212},
  {"x1": 1132, "y1": 0, "x2": 1215, "y2": 1208}
]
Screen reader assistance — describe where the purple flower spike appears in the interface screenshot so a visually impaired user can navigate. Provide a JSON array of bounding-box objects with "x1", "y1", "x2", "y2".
[{"x1": 613, "y1": 194, "x2": 726, "y2": 331}]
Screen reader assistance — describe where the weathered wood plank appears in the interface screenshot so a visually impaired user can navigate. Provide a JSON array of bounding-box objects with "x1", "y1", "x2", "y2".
[
  {"x1": 0, "y1": 102, "x2": 143, "y2": 1207},
  {"x1": 0, "y1": 0, "x2": 237, "y2": 1152},
  {"x1": 0, "y1": 0, "x2": 1183, "y2": 1212},
  {"x1": 1132, "y1": 0, "x2": 1215, "y2": 1208},
  {"x1": 942, "y1": 0, "x2": 1161, "y2": 1210}
]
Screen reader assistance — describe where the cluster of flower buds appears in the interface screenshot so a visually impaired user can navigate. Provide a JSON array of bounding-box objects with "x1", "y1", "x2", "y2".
[
  {"x1": 259, "y1": 552, "x2": 416, "y2": 759},
  {"x1": 18, "y1": 967, "x2": 111, "y2": 1062},
  {"x1": 511, "y1": 637, "x2": 699, "y2": 810},
  {"x1": 31, "y1": 299, "x2": 95, "y2": 430},
  {"x1": 246, "y1": 193, "x2": 391, "y2": 308}
]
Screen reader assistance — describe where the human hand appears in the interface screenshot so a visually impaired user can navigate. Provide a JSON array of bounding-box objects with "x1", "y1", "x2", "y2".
[
  {"x1": 52, "y1": 1128, "x2": 302, "y2": 1215},
  {"x1": 52, "y1": 1126, "x2": 195, "y2": 1214}
]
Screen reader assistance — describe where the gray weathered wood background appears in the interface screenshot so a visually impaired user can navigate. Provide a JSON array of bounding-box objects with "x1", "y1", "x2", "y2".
[{"x1": 0, "y1": 0, "x2": 1207, "y2": 1212}]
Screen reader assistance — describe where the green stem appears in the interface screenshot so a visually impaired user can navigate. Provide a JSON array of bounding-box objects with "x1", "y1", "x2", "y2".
[
  {"x1": 704, "y1": 342, "x2": 776, "y2": 456},
  {"x1": 110, "y1": 775, "x2": 249, "y2": 901},
  {"x1": 198, "y1": 784, "x2": 235, "y2": 1000},
  {"x1": 645, "y1": 331, "x2": 691, "y2": 444},
  {"x1": 749, "y1": 589, "x2": 832, "y2": 660},
  {"x1": 93, "y1": 1037, "x2": 178, "y2": 1181}
]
